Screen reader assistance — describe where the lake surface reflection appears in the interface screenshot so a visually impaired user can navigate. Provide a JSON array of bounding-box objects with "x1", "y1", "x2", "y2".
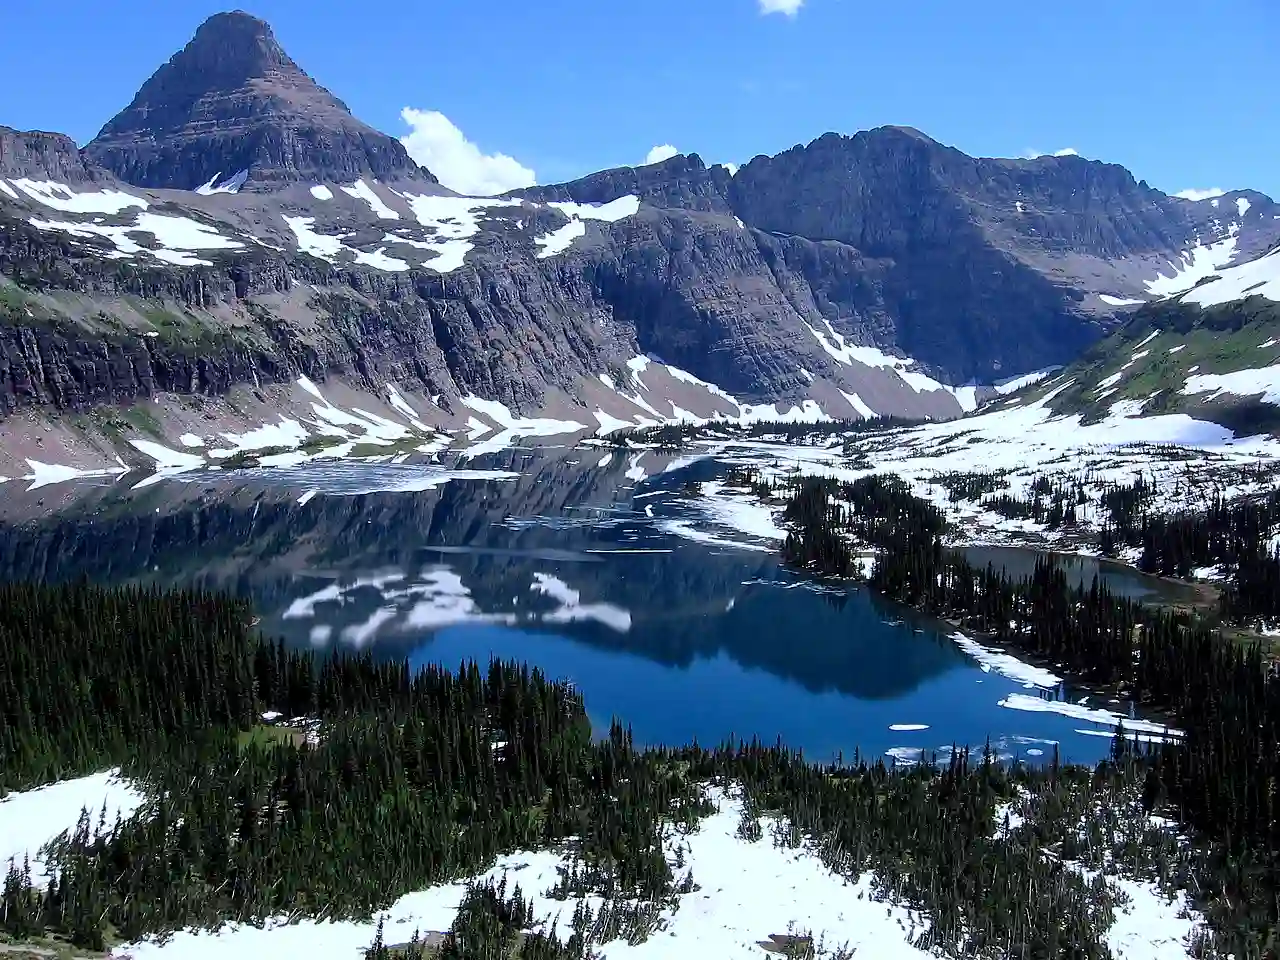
[{"x1": 0, "y1": 448, "x2": 1176, "y2": 765}]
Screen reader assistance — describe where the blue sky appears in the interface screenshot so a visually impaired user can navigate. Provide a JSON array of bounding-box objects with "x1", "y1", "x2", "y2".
[{"x1": 2, "y1": 0, "x2": 1275, "y2": 198}]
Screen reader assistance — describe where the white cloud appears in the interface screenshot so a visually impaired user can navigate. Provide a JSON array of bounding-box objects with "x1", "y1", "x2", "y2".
[
  {"x1": 1024, "y1": 147, "x2": 1080, "y2": 159},
  {"x1": 399, "y1": 108, "x2": 536, "y2": 196},
  {"x1": 759, "y1": 0, "x2": 804, "y2": 15},
  {"x1": 722, "y1": 162, "x2": 740, "y2": 177},
  {"x1": 644, "y1": 144, "x2": 680, "y2": 165},
  {"x1": 1174, "y1": 187, "x2": 1226, "y2": 201}
]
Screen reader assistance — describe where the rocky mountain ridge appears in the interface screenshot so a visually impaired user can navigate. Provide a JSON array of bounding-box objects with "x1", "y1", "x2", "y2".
[{"x1": 2, "y1": 8, "x2": 1278, "y2": 475}]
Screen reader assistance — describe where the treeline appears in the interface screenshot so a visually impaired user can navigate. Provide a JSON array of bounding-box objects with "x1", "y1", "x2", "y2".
[
  {"x1": 0, "y1": 581, "x2": 259, "y2": 792},
  {"x1": 723, "y1": 468, "x2": 948, "y2": 578},
  {"x1": 740, "y1": 470, "x2": 1280, "y2": 955},
  {"x1": 925, "y1": 468, "x2": 1280, "y2": 624},
  {"x1": 933, "y1": 469, "x2": 1010, "y2": 503},
  {"x1": 1132, "y1": 488, "x2": 1280, "y2": 623},
  {"x1": 605, "y1": 414, "x2": 928, "y2": 451},
  {"x1": 0, "y1": 593, "x2": 721, "y2": 949},
  {"x1": 981, "y1": 474, "x2": 1086, "y2": 528}
]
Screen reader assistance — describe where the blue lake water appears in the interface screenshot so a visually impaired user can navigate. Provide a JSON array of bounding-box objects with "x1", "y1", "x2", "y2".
[{"x1": 0, "y1": 447, "x2": 1178, "y2": 766}]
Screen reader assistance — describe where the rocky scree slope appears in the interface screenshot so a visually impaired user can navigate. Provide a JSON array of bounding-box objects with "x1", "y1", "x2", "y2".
[{"x1": 2, "y1": 9, "x2": 1279, "y2": 473}]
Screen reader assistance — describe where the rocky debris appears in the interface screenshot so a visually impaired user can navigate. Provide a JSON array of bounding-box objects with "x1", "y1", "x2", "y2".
[{"x1": 82, "y1": 10, "x2": 436, "y2": 192}]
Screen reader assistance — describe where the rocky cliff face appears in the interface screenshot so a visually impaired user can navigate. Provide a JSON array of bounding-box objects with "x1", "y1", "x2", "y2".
[
  {"x1": 1, "y1": 9, "x2": 1278, "y2": 472},
  {"x1": 82, "y1": 11, "x2": 436, "y2": 192},
  {"x1": 0, "y1": 126, "x2": 111, "y2": 184}
]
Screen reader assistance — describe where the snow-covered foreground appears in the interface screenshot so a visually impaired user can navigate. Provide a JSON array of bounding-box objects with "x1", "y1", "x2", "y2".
[
  {"x1": 110, "y1": 787, "x2": 922, "y2": 959},
  {"x1": 0, "y1": 769, "x2": 144, "y2": 887},
  {"x1": 97, "y1": 782, "x2": 1207, "y2": 960}
]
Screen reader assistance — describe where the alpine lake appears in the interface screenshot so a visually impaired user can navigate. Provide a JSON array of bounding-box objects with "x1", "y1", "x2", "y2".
[{"x1": 0, "y1": 445, "x2": 1193, "y2": 767}]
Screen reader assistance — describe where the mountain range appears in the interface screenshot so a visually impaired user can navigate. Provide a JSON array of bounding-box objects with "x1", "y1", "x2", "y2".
[{"x1": 2, "y1": 8, "x2": 1278, "y2": 475}]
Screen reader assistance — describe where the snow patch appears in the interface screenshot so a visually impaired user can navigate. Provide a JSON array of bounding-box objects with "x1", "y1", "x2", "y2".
[
  {"x1": 547, "y1": 195, "x2": 640, "y2": 223},
  {"x1": 840, "y1": 390, "x2": 877, "y2": 419},
  {"x1": 340, "y1": 179, "x2": 400, "y2": 220},
  {"x1": 993, "y1": 368, "x2": 1059, "y2": 395},
  {"x1": 128, "y1": 438, "x2": 206, "y2": 472},
  {"x1": 1, "y1": 770, "x2": 144, "y2": 888},
  {"x1": 949, "y1": 632, "x2": 1062, "y2": 688},
  {"x1": 458, "y1": 396, "x2": 587, "y2": 457},
  {"x1": 1181, "y1": 362, "x2": 1280, "y2": 405},
  {"x1": 114, "y1": 786, "x2": 938, "y2": 960},
  {"x1": 534, "y1": 217, "x2": 586, "y2": 258},
  {"x1": 10, "y1": 178, "x2": 148, "y2": 214},
  {"x1": 1145, "y1": 235, "x2": 1239, "y2": 297},
  {"x1": 998, "y1": 693, "x2": 1182, "y2": 739},
  {"x1": 194, "y1": 169, "x2": 249, "y2": 196},
  {"x1": 30, "y1": 211, "x2": 244, "y2": 265},
  {"x1": 1180, "y1": 244, "x2": 1280, "y2": 309},
  {"x1": 396, "y1": 192, "x2": 522, "y2": 273}
]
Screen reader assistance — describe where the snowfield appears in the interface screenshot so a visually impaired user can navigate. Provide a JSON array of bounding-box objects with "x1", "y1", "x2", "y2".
[
  {"x1": 91, "y1": 783, "x2": 1207, "y2": 960},
  {"x1": 1179, "y1": 243, "x2": 1280, "y2": 308},
  {"x1": 652, "y1": 376, "x2": 1280, "y2": 557},
  {"x1": 0, "y1": 769, "x2": 145, "y2": 888},
  {"x1": 1144, "y1": 235, "x2": 1239, "y2": 297}
]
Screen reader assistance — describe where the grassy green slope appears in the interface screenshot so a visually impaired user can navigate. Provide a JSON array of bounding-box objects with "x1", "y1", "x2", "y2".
[{"x1": 1040, "y1": 294, "x2": 1280, "y2": 433}]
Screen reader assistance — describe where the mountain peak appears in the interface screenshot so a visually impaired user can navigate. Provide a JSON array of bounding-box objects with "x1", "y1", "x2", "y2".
[
  {"x1": 179, "y1": 11, "x2": 300, "y2": 90},
  {"x1": 82, "y1": 10, "x2": 435, "y2": 192}
]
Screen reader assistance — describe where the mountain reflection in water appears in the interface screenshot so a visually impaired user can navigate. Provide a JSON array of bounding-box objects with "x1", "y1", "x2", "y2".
[{"x1": 0, "y1": 447, "x2": 1173, "y2": 764}]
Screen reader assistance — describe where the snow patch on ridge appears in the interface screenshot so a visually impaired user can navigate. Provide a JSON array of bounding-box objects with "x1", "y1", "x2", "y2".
[
  {"x1": 534, "y1": 218, "x2": 586, "y2": 258},
  {"x1": 30, "y1": 211, "x2": 244, "y2": 265},
  {"x1": 340, "y1": 179, "x2": 400, "y2": 220},
  {"x1": 8, "y1": 178, "x2": 148, "y2": 214},
  {"x1": 1180, "y1": 244, "x2": 1280, "y2": 308},
  {"x1": 194, "y1": 169, "x2": 249, "y2": 196},
  {"x1": 394, "y1": 192, "x2": 523, "y2": 273},
  {"x1": 547, "y1": 195, "x2": 640, "y2": 223},
  {"x1": 1145, "y1": 235, "x2": 1239, "y2": 297}
]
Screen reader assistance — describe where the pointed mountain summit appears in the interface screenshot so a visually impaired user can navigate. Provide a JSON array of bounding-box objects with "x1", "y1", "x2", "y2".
[{"x1": 83, "y1": 10, "x2": 436, "y2": 192}]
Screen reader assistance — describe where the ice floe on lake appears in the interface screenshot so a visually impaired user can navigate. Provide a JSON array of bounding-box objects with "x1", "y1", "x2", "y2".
[
  {"x1": 998, "y1": 693, "x2": 1183, "y2": 740},
  {"x1": 948, "y1": 631, "x2": 1062, "y2": 689}
]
